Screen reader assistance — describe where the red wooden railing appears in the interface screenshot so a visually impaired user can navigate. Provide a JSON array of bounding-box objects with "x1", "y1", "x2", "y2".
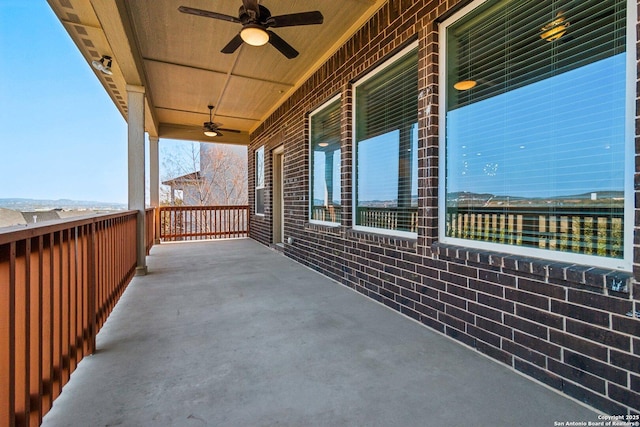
[
  {"x1": 159, "y1": 205, "x2": 249, "y2": 241},
  {"x1": 145, "y1": 207, "x2": 155, "y2": 254},
  {"x1": 0, "y1": 211, "x2": 143, "y2": 426}
]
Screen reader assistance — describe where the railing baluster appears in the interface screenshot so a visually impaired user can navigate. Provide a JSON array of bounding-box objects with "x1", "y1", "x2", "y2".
[
  {"x1": 0, "y1": 242, "x2": 17, "y2": 426},
  {"x1": 158, "y1": 206, "x2": 249, "y2": 242},
  {"x1": 0, "y1": 211, "x2": 140, "y2": 424}
]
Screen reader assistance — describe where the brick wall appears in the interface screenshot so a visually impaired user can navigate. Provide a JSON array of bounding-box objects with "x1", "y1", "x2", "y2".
[{"x1": 248, "y1": 0, "x2": 640, "y2": 414}]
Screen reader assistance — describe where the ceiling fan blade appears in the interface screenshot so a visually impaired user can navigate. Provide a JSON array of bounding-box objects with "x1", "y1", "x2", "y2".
[
  {"x1": 178, "y1": 6, "x2": 241, "y2": 24},
  {"x1": 268, "y1": 11, "x2": 324, "y2": 28},
  {"x1": 215, "y1": 131, "x2": 224, "y2": 137},
  {"x1": 221, "y1": 34, "x2": 244, "y2": 54},
  {"x1": 218, "y1": 128, "x2": 242, "y2": 134},
  {"x1": 267, "y1": 30, "x2": 298, "y2": 59}
]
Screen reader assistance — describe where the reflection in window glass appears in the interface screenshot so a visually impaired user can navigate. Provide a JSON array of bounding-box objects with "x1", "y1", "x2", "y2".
[
  {"x1": 355, "y1": 46, "x2": 419, "y2": 234},
  {"x1": 255, "y1": 146, "x2": 264, "y2": 215},
  {"x1": 310, "y1": 98, "x2": 341, "y2": 223},
  {"x1": 443, "y1": 0, "x2": 627, "y2": 262}
]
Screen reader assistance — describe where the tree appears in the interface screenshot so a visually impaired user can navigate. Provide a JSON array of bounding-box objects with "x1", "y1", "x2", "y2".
[
  {"x1": 200, "y1": 143, "x2": 248, "y2": 205},
  {"x1": 160, "y1": 142, "x2": 248, "y2": 240},
  {"x1": 161, "y1": 142, "x2": 247, "y2": 206}
]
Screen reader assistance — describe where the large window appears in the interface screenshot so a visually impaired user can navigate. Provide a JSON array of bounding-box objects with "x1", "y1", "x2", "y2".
[
  {"x1": 354, "y1": 44, "x2": 419, "y2": 237},
  {"x1": 255, "y1": 146, "x2": 264, "y2": 215},
  {"x1": 440, "y1": 0, "x2": 632, "y2": 270},
  {"x1": 310, "y1": 96, "x2": 342, "y2": 224}
]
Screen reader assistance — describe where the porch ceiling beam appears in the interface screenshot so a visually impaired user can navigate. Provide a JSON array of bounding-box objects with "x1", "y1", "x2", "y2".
[
  {"x1": 157, "y1": 123, "x2": 250, "y2": 145},
  {"x1": 142, "y1": 57, "x2": 296, "y2": 88},
  {"x1": 155, "y1": 106, "x2": 261, "y2": 122},
  {"x1": 89, "y1": 0, "x2": 159, "y2": 137}
]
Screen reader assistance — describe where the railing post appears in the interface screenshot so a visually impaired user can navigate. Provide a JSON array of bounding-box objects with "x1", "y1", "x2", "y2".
[{"x1": 87, "y1": 222, "x2": 96, "y2": 355}]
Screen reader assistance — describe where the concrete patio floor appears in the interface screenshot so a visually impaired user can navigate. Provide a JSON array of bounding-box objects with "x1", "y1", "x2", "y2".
[{"x1": 42, "y1": 238, "x2": 599, "y2": 427}]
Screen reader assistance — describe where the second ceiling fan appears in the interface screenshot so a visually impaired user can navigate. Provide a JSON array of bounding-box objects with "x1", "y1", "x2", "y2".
[{"x1": 179, "y1": 0, "x2": 323, "y2": 59}]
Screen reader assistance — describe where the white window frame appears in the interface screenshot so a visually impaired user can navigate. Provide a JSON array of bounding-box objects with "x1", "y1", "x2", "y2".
[
  {"x1": 255, "y1": 146, "x2": 265, "y2": 216},
  {"x1": 438, "y1": 0, "x2": 635, "y2": 271},
  {"x1": 352, "y1": 41, "x2": 419, "y2": 239},
  {"x1": 309, "y1": 94, "x2": 342, "y2": 226}
]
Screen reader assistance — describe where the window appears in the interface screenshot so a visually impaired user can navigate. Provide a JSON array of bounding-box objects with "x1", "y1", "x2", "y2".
[
  {"x1": 255, "y1": 146, "x2": 265, "y2": 215},
  {"x1": 310, "y1": 96, "x2": 341, "y2": 224},
  {"x1": 440, "y1": 0, "x2": 632, "y2": 270},
  {"x1": 354, "y1": 43, "x2": 419, "y2": 237}
]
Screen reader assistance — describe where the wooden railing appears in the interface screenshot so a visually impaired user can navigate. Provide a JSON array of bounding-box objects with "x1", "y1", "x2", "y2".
[
  {"x1": 445, "y1": 206, "x2": 624, "y2": 258},
  {"x1": 145, "y1": 207, "x2": 155, "y2": 254},
  {"x1": 311, "y1": 205, "x2": 341, "y2": 223},
  {"x1": 159, "y1": 205, "x2": 249, "y2": 241},
  {"x1": 357, "y1": 207, "x2": 418, "y2": 233},
  {"x1": 0, "y1": 211, "x2": 140, "y2": 426}
]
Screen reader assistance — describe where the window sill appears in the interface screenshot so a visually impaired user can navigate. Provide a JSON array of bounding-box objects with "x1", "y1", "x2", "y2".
[
  {"x1": 304, "y1": 222, "x2": 342, "y2": 234},
  {"x1": 346, "y1": 228, "x2": 417, "y2": 250},
  {"x1": 431, "y1": 242, "x2": 632, "y2": 297}
]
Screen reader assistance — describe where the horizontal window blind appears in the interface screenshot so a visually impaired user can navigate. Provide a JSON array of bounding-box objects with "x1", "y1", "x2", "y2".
[
  {"x1": 448, "y1": 0, "x2": 626, "y2": 111},
  {"x1": 356, "y1": 47, "x2": 419, "y2": 234},
  {"x1": 444, "y1": 0, "x2": 627, "y2": 260},
  {"x1": 357, "y1": 51, "x2": 418, "y2": 141},
  {"x1": 310, "y1": 98, "x2": 342, "y2": 223},
  {"x1": 311, "y1": 100, "x2": 341, "y2": 148}
]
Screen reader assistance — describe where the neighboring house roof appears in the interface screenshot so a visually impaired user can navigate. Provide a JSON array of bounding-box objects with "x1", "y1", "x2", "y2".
[
  {"x1": 21, "y1": 210, "x2": 64, "y2": 224},
  {"x1": 0, "y1": 208, "x2": 27, "y2": 228},
  {"x1": 162, "y1": 171, "x2": 202, "y2": 186},
  {"x1": 57, "y1": 210, "x2": 97, "y2": 220},
  {"x1": 0, "y1": 208, "x2": 107, "y2": 229}
]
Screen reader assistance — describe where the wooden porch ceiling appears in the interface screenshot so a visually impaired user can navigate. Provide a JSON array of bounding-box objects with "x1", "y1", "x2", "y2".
[{"x1": 46, "y1": 0, "x2": 386, "y2": 145}]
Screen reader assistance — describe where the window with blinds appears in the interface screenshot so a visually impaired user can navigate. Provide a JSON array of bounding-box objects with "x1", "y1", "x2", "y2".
[
  {"x1": 441, "y1": 0, "x2": 630, "y2": 269},
  {"x1": 310, "y1": 96, "x2": 342, "y2": 224},
  {"x1": 255, "y1": 146, "x2": 264, "y2": 215},
  {"x1": 354, "y1": 44, "x2": 419, "y2": 236}
]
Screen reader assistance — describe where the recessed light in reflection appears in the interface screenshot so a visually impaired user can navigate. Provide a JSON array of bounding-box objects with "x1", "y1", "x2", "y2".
[{"x1": 454, "y1": 80, "x2": 477, "y2": 90}]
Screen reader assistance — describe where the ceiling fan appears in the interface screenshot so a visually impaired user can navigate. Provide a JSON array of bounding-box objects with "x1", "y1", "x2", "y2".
[
  {"x1": 203, "y1": 105, "x2": 240, "y2": 137},
  {"x1": 178, "y1": 0, "x2": 323, "y2": 59}
]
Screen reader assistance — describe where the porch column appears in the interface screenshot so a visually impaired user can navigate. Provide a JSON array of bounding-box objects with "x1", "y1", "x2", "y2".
[
  {"x1": 127, "y1": 84, "x2": 147, "y2": 276},
  {"x1": 149, "y1": 136, "x2": 161, "y2": 244}
]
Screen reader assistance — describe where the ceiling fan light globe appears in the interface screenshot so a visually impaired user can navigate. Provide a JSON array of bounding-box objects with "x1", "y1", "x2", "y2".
[
  {"x1": 204, "y1": 130, "x2": 218, "y2": 137},
  {"x1": 241, "y1": 25, "x2": 269, "y2": 46}
]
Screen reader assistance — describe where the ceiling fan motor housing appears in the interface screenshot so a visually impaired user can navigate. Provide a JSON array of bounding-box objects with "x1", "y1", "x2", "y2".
[{"x1": 239, "y1": 4, "x2": 271, "y2": 24}]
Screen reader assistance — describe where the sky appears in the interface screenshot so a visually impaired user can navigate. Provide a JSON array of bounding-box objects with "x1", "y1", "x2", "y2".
[
  {"x1": 446, "y1": 54, "x2": 625, "y2": 199},
  {"x1": 0, "y1": 1, "x2": 191, "y2": 205}
]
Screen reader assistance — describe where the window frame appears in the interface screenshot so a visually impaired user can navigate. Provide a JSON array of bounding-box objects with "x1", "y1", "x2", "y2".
[
  {"x1": 309, "y1": 94, "x2": 342, "y2": 226},
  {"x1": 352, "y1": 41, "x2": 420, "y2": 239},
  {"x1": 255, "y1": 146, "x2": 265, "y2": 216},
  {"x1": 437, "y1": 0, "x2": 635, "y2": 271}
]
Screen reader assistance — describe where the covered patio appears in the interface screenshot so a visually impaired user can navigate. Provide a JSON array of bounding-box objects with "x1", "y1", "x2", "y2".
[{"x1": 41, "y1": 239, "x2": 596, "y2": 426}]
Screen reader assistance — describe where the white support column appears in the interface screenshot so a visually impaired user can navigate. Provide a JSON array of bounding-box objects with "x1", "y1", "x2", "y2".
[
  {"x1": 127, "y1": 84, "x2": 147, "y2": 276},
  {"x1": 149, "y1": 136, "x2": 161, "y2": 244}
]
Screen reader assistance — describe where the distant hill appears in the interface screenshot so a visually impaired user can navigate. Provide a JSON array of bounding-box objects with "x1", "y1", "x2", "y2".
[
  {"x1": 0, "y1": 198, "x2": 126, "y2": 211},
  {"x1": 446, "y1": 191, "x2": 624, "y2": 207}
]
